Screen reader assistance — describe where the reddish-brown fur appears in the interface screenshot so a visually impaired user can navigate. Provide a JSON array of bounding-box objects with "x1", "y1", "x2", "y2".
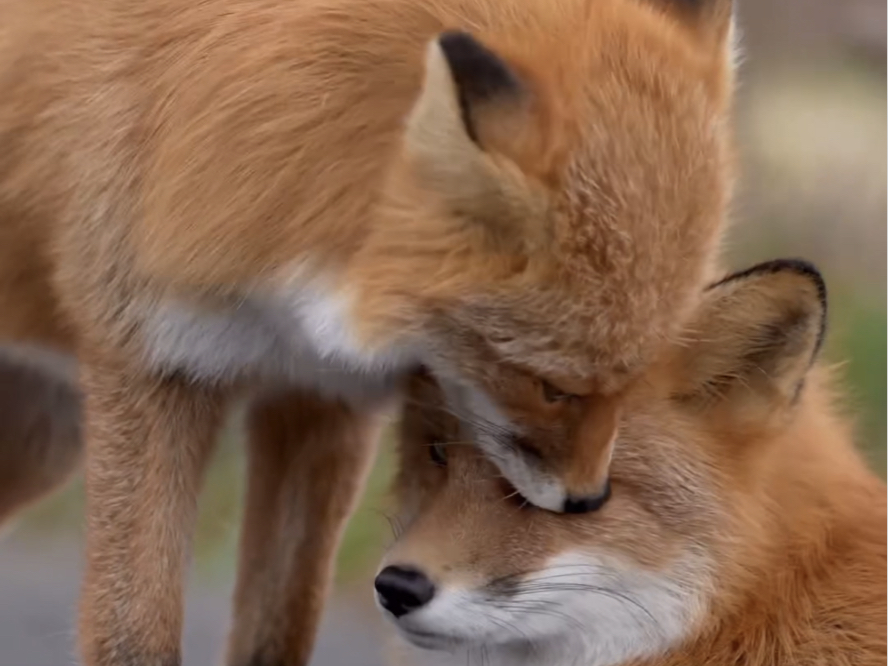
[
  {"x1": 228, "y1": 392, "x2": 382, "y2": 666},
  {"x1": 0, "y1": 0, "x2": 737, "y2": 663},
  {"x1": 385, "y1": 262, "x2": 886, "y2": 666}
]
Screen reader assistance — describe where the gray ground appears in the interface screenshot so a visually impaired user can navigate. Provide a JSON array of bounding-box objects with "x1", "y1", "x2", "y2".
[{"x1": 0, "y1": 532, "x2": 385, "y2": 666}]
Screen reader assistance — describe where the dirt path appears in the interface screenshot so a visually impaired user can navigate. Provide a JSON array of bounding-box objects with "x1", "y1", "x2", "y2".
[{"x1": 0, "y1": 532, "x2": 385, "y2": 666}]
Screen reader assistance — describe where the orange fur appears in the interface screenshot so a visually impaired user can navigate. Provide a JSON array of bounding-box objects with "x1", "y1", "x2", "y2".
[
  {"x1": 76, "y1": 354, "x2": 225, "y2": 666},
  {"x1": 384, "y1": 261, "x2": 886, "y2": 666},
  {"x1": 228, "y1": 391, "x2": 382, "y2": 666},
  {"x1": 1, "y1": 0, "x2": 738, "y2": 663}
]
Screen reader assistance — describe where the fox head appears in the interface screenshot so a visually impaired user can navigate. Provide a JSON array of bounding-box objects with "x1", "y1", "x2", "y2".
[
  {"x1": 350, "y1": 0, "x2": 738, "y2": 510},
  {"x1": 377, "y1": 259, "x2": 829, "y2": 666}
]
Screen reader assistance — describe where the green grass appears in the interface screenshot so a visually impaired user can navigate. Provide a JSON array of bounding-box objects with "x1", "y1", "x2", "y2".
[
  {"x1": 335, "y1": 440, "x2": 395, "y2": 581},
  {"x1": 827, "y1": 292, "x2": 887, "y2": 474}
]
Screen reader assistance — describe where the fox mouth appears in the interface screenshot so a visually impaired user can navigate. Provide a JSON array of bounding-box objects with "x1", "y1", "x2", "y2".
[{"x1": 396, "y1": 626, "x2": 460, "y2": 650}]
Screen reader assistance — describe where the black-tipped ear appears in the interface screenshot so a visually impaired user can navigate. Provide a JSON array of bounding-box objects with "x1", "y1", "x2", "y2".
[
  {"x1": 437, "y1": 31, "x2": 523, "y2": 144},
  {"x1": 675, "y1": 259, "x2": 827, "y2": 410},
  {"x1": 399, "y1": 33, "x2": 543, "y2": 245}
]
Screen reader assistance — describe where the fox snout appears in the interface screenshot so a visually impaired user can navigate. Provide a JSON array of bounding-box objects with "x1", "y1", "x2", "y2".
[
  {"x1": 374, "y1": 565, "x2": 436, "y2": 618},
  {"x1": 562, "y1": 479, "x2": 612, "y2": 514}
]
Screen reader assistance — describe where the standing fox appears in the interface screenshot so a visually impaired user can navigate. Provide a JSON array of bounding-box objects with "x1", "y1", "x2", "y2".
[
  {"x1": 0, "y1": 0, "x2": 737, "y2": 664},
  {"x1": 383, "y1": 260, "x2": 887, "y2": 666}
]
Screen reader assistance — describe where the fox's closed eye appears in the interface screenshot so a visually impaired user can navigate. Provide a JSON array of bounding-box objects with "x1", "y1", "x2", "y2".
[
  {"x1": 540, "y1": 380, "x2": 578, "y2": 403},
  {"x1": 429, "y1": 441, "x2": 447, "y2": 467}
]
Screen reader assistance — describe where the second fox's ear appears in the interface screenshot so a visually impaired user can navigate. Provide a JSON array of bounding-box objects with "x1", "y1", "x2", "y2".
[
  {"x1": 673, "y1": 260, "x2": 827, "y2": 416},
  {"x1": 400, "y1": 32, "x2": 544, "y2": 244}
]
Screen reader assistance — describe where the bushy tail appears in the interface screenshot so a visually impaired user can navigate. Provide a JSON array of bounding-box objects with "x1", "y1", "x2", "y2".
[{"x1": 0, "y1": 347, "x2": 82, "y2": 524}]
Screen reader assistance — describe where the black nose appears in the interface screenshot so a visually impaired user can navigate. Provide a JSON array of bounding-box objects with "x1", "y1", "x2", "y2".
[
  {"x1": 374, "y1": 565, "x2": 436, "y2": 618},
  {"x1": 562, "y1": 478, "x2": 612, "y2": 514}
]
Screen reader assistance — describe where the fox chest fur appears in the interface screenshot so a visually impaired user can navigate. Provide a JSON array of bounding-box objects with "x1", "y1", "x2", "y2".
[{"x1": 138, "y1": 282, "x2": 417, "y2": 402}]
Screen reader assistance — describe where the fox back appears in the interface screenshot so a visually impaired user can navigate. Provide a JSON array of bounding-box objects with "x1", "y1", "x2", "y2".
[{"x1": 382, "y1": 260, "x2": 887, "y2": 666}]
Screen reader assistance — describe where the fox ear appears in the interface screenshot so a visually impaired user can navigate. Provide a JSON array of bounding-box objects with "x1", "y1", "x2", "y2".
[
  {"x1": 674, "y1": 260, "x2": 827, "y2": 415},
  {"x1": 408, "y1": 31, "x2": 524, "y2": 152},
  {"x1": 401, "y1": 32, "x2": 543, "y2": 243}
]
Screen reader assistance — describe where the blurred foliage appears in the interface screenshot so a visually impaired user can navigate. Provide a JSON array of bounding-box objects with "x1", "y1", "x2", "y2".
[{"x1": 830, "y1": 293, "x2": 887, "y2": 472}]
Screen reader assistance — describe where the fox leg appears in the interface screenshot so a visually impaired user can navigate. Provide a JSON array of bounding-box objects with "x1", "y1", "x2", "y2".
[
  {"x1": 226, "y1": 390, "x2": 383, "y2": 666},
  {"x1": 77, "y1": 355, "x2": 225, "y2": 666},
  {"x1": 0, "y1": 348, "x2": 82, "y2": 524}
]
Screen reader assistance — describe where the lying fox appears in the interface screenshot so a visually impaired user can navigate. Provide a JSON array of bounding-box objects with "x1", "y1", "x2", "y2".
[
  {"x1": 0, "y1": 0, "x2": 739, "y2": 663},
  {"x1": 382, "y1": 259, "x2": 887, "y2": 666}
]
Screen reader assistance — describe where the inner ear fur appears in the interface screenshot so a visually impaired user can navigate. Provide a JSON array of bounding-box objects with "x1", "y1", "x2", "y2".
[
  {"x1": 401, "y1": 31, "x2": 546, "y2": 248},
  {"x1": 674, "y1": 259, "x2": 827, "y2": 409}
]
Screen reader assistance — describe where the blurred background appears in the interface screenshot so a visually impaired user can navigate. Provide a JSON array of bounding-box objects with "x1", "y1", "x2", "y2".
[{"x1": 2, "y1": 1, "x2": 885, "y2": 664}]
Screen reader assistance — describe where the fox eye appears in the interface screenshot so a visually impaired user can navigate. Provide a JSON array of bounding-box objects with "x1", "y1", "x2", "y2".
[
  {"x1": 541, "y1": 380, "x2": 575, "y2": 403},
  {"x1": 429, "y1": 442, "x2": 448, "y2": 467}
]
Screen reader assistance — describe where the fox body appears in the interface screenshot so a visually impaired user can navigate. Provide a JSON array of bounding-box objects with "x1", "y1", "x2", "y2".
[
  {"x1": 382, "y1": 260, "x2": 887, "y2": 666},
  {"x1": 0, "y1": 0, "x2": 736, "y2": 663}
]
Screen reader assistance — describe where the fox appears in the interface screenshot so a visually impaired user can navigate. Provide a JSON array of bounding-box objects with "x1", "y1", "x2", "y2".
[
  {"x1": 0, "y1": 0, "x2": 737, "y2": 663},
  {"x1": 380, "y1": 259, "x2": 888, "y2": 666}
]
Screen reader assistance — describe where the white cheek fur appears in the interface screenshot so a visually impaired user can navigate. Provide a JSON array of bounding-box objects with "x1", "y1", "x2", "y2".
[{"x1": 386, "y1": 549, "x2": 710, "y2": 666}]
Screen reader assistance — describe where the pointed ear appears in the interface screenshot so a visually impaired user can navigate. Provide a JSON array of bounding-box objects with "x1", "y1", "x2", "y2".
[
  {"x1": 402, "y1": 32, "x2": 543, "y2": 241},
  {"x1": 674, "y1": 260, "x2": 827, "y2": 414},
  {"x1": 408, "y1": 31, "x2": 524, "y2": 152}
]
